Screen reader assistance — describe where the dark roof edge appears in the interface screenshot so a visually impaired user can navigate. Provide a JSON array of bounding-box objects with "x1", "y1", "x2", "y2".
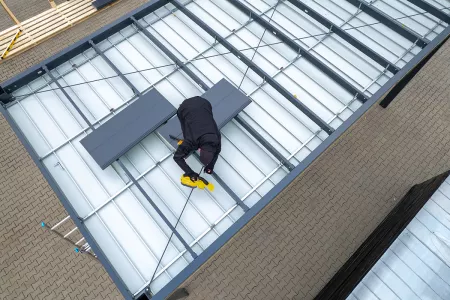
[
  {"x1": 150, "y1": 25, "x2": 450, "y2": 300},
  {"x1": 314, "y1": 169, "x2": 450, "y2": 300}
]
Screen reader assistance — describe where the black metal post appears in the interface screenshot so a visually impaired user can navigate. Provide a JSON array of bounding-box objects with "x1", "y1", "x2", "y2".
[
  {"x1": 89, "y1": 40, "x2": 141, "y2": 96},
  {"x1": 227, "y1": 0, "x2": 369, "y2": 103},
  {"x1": 405, "y1": 0, "x2": 450, "y2": 24},
  {"x1": 170, "y1": 0, "x2": 334, "y2": 135},
  {"x1": 285, "y1": 0, "x2": 400, "y2": 74},
  {"x1": 116, "y1": 160, "x2": 198, "y2": 259},
  {"x1": 43, "y1": 65, "x2": 94, "y2": 130},
  {"x1": 344, "y1": 0, "x2": 429, "y2": 48}
]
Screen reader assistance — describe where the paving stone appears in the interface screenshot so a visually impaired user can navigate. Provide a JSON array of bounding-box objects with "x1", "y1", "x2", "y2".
[{"x1": 177, "y1": 39, "x2": 450, "y2": 300}]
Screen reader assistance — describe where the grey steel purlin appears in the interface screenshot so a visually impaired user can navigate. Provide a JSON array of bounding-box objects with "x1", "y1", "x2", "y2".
[
  {"x1": 285, "y1": 0, "x2": 400, "y2": 74},
  {"x1": 133, "y1": 14, "x2": 291, "y2": 170},
  {"x1": 0, "y1": 104, "x2": 134, "y2": 300},
  {"x1": 131, "y1": 17, "x2": 209, "y2": 91},
  {"x1": 344, "y1": 0, "x2": 429, "y2": 48},
  {"x1": 43, "y1": 66, "x2": 94, "y2": 130},
  {"x1": 80, "y1": 89, "x2": 176, "y2": 169},
  {"x1": 116, "y1": 159, "x2": 198, "y2": 259},
  {"x1": 148, "y1": 23, "x2": 450, "y2": 300},
  {"x1": 405, "y1": 0, "x2": 450, "y2": 24},
  {"x1": 227, "y1": 0, "x2": 370, "y2": 102},
  {"x1": 135, "y1": 11, "x2": 296, "y2": 170},
  {"x1": 170, "y1": 0, "x2": 335, "y2": 135},
  {"x1": 89, "y1": 40, "x2": 141, "y2": 95},
  {"x1": 234, "y1": 116, "x2": 295, "y2": 171}
]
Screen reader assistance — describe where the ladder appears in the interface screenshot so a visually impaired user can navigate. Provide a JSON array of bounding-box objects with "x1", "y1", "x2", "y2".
[{"x1": 41, "y1": 215, "x2": 97, "y2": 259}]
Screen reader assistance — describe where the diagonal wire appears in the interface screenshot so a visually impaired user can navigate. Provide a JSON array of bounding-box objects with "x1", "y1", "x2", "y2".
[
  {"x1": 4, "y1": 5, "x2": 450, "y2": 101},
  {"x1": 148, "y1": 166, "x2": 203, "y2": 286},
  {"x1": 238, "y1": 0, "x2": 281, "y2": 89}
]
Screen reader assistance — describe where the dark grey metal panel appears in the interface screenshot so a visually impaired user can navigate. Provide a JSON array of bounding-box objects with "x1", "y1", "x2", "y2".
[
  {"x1": 344, "y1": 0, "x2": 429, "y2": 48},
  {"x1": 406, "y1": 0, "x2": 450, "y2": 24},
  {"x1": 81, "y1": 89, "x2": 176, "y2": 169},
  {"x1": 157, "y1": 79, "x2": 251, "y2": 148},
  {"x1": 171, "y1": 0, "x2": 334, "y2": 135},
  {"x1": 92, "y1": 0, "x2": 119, "y2": 9}
]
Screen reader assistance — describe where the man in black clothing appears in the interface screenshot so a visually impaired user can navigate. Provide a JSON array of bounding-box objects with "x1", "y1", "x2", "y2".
[{"x1": 173, "y1": 96, "x2": 221, "y2": 186}]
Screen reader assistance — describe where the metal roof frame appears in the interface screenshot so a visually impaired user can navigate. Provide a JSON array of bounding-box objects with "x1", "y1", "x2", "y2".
[{"x1": 0, "y1": 0, "x2": 448, "y2": 299}]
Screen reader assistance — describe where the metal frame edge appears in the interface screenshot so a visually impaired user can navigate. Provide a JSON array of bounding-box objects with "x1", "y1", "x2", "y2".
[
  {"x1": 0, "y1": 105, "x2": 135, "y2": 300},
  {"x1": 149, "y1": 24, "x2": 450, "y2": 300}
]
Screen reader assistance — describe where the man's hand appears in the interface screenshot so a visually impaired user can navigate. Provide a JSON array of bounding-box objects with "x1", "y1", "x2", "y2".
[
  {"x1": 205, "y1": 168, "x2": 213, "y2": 175},
  {"x1": 186, "y1": 172, "x2": 199, "y2": 181}
]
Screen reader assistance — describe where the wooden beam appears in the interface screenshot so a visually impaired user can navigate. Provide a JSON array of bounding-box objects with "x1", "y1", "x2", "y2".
[
  {"x1": 48, "y1": 0, "x2": 57, "y2": 9},
  {"x1": 0, "y1": 0, "x2": 20, "y2": 25}
]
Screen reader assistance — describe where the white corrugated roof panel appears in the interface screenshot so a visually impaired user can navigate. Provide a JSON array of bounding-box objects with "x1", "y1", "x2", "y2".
[{"x1": 3, "y1": 0, "x2": 449, "y2": 296}]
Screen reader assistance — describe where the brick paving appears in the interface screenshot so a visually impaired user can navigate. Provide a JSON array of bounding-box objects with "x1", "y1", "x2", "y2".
[
  {"x1": 0, "y1": 6, "x2": 13, "y2": 32},
  {"x1": 0, "y1": 1, "x2": 155, "y2": 299},
  {"x1": 0, "y1": 0, "x2": 151, "y2": 83},
  {"x1": 0, "y1": 113, "x2": 123, "y2": 300},
  {"x1": 0, "y1": 0, "x2": 449, "y2": 299},
  {"x1": 176, "y1": 39, "x2": 450, "y2": 299},
  {"x1": 3, "y1": 0, "x2": 51, "y2": 24}
]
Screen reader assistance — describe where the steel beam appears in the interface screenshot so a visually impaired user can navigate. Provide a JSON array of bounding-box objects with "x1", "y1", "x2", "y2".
[
  {"x1": 405, "y1": 0, "x2": 450, "y2": 24},
  {"x1": 89, "y1": 40, "x2": 141, "y2": 96},
  {"x1": 234, "y1": 116, "x2": 295, "y2": 171},
  {"x1": 227, "y1": 0, "x2": 369, "y2": 103},
  {"x1": 43, "y1": 66, "x2": 94, "y2": 130},
  {"x1": 132, "y1": 16, "x2": 295, "y2": 172},
  {"x1": 344, "y1": 0, "x2": 429, "y2": 48},
  {"x1": 116, "y1": 160, "x2": 198, "y2": 259},
  {"x1": 131, "y1": 17, "x2": 209, "y2": 91},
  {"x1": 285, "y1": 0, "x2": 400, "y2": 74},
  {"x1": 171, "y1": 0, "x2": 334, "y2": 135}
]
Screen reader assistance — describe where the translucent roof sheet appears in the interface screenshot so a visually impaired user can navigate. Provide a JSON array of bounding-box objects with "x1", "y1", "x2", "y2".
[
  {"x1": 348, "y1": 176, "x2": 450, "y2": 300},
  {"x1": 2, "y1": 0, "x2": 449, "y2": 297}
]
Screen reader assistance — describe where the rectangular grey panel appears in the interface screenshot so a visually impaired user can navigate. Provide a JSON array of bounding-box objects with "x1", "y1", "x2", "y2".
[
  {"x1": 158, "y1": 79, "x2": 251, "y2": 148},
  {"x1": 81, "y1": 89, "x2": 176, "y2": 169}
]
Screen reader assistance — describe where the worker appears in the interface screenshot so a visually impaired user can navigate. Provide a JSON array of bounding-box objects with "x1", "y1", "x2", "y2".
[{"x1": 173, "y1": 96, "x2": 221, "y2": 189}]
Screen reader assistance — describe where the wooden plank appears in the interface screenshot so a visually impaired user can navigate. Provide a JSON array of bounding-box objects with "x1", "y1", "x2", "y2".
[
  {"x1": 0, "y1": 0, "x2": 103, "y2": 61},
  {"x1": 0, "y1": 0, "x2": 20, "y2": 25},
  {"x1": 67, "y1": 6, "x2": 96, "y2": 23},
  {"x1": 7, "y1": 23, "x2": 70, "y2": 56},
  {"x1": 59, "y1": 0, "x2": 91, "y2": 15},
  {"x1": 0, "y1": 25, "x2": 19, "y2": 39}
]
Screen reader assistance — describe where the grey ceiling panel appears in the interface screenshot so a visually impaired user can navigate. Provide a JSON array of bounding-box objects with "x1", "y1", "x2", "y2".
[
  {"x1": 81, "y1": 89, "x2": 176, "y2": 169},
  {"x1": 158, "y1": 79, "x2": 251, "y2": 148}
]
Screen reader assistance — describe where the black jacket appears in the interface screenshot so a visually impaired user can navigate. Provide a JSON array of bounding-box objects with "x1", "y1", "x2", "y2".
[{"x1": 173, "y1": 96, "x2": 221, "y2": 175}]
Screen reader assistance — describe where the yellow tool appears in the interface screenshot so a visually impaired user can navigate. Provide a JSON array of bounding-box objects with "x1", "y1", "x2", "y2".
[
  {"x1": 169, "y1": 134, "x2": 183, "y2": 145},
  {"x1": 181, "y1": 174, "x2": 214, "y2": 192},
  {"x1": 1, "y1": 29, "x2": 21, "y2": 60}
]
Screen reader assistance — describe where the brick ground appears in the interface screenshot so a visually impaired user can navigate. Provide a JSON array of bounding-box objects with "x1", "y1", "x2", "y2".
[
  {"x1": 1, "y1": 1, "x2": 449, "y2": 299},
  {"x1": 3, "y1": 0, "x2": 51, "y2": 24},
  {"x1": 0, "y1": 6, "x2": 13, "y2": 32},
  {"x1": 177, "y1": 39, "x2": 450, "y2": 299},
  {"x1": 0, "y1": 0, "x2": 151, "y2": 83},
  {"x1": 0, "y1": 1, "x2": 156, "y2": 299},
  {"x1": 0, "y1": 113, "x2": 123, "y2": 300}
]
